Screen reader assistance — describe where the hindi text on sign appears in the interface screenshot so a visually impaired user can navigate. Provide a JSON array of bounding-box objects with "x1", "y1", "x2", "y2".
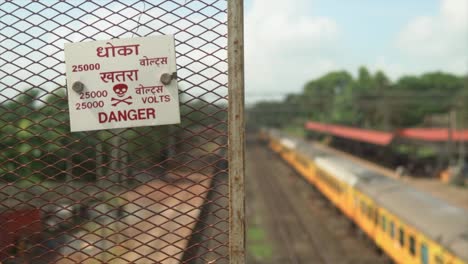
[
  {"x1": 135, "y1": 84, "x2": 164, "y2": 95},
  {"x1": 65, "y1": 35, "x2": 180, "y2": 132},
  {"x1": 99, "y1": 70, "x2": 139, "y2": 83},
  {"x1": 139, "y1": 56, "x2": 168, "y2": 66},
  {"x1": 96, "y1": 42, "x2": 140, "y2": 58}
]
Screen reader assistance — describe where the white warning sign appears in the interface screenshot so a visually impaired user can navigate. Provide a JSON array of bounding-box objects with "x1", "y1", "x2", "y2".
[{"x1": 64, "y1": 35, "x2": 180, "y2": 132}]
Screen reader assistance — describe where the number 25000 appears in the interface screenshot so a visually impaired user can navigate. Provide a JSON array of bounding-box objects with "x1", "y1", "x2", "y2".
[
  {"x1": 80, "y1": 90, "x2": 108, "y2": 99},
  {"x1": 72, "y1": 63, "x2": 100, "y2": 72},
  {"x1": 76, "y1": 101, "x2": 104, "y2": 110}
]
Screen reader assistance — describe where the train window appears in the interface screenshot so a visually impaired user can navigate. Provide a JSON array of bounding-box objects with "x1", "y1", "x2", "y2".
[
  {"x1": 381, "y1": 215, "x2": 386, "y2": 231},
  {"x1": 399, "y1": 227, "x2": 405, "y2": 246},
  {"x1": 409, "y1": 235, "x2": 416, "y2": 256},
  {"x1": 420, "y1": 243, "x2": 428, "y2": 264},
  {"x1": 374, "y1": 209, "x2": 379, "y2": 224},
  {"x1": 367, "y1": 206, "x2": 373, "y2": 219},
  {"x1": 390, "y1": 221, "x2": 395, "y2": 238},
  {"x1": 434, "y1": 255, "x2": 444, "y2": 264},
  {"x1": 360, "y1": 201, "x2": 366, "y2": 215}
]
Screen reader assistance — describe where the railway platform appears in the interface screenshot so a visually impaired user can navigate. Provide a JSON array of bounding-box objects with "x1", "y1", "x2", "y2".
[{"x1": 310, "y1": 141, "x2": 468, "y2": 210}]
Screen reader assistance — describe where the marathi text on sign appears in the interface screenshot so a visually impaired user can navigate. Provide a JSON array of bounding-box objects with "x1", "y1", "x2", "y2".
[
  {"x1": 135, "y1": 85, "x2": 164, "y2": 94},
  {"x1": 65, "y1": 35, "x2": 180, "y2": 132},
  {"x1": 99, "y1": 69, "x2": 139, "y2": 83},
  {"x1": 139, "y1": 56, "x2": 168, "y2": 66},
  {"x1": 96, "y1": 42, "x2": 140, "y2": 58}
]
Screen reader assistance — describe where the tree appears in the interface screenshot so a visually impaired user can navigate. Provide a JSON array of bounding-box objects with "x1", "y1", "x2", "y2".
[
  {"x1": 249, "y1": 68, "x2": 465, "y2": 133},
  {"x1": 392, "y1": 72, "x2": 464, "y2": 126}
]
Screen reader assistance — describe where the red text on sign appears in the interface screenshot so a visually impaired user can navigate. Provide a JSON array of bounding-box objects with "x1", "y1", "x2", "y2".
[
  {"x1": 80, "y1": 90, "x2": 108, "y2": 99},
  {"x1": 76, "y1": 101, "x2": 104, "y2": 110},
  {"x1": 135, "y1": 85, "x2": 163, "y2": 94},
  {"x1": 98, "y1": 108, "x2": 156, "y2": 123},
  {"x1": 139, "y1": 56, "x2": 168, "y2": 66},
  {"x1": 72, "y1": 63, "x2": 101, "y2": 72},
  {"x1": 96, "y1": 43, "x2": 139, "y2": 58},
  {"x1": 141, "y1": 95, "x2": 170, "y2": 104},
  {"x1": 100, "y1": 70, "x2": 138, "y2": 83}
]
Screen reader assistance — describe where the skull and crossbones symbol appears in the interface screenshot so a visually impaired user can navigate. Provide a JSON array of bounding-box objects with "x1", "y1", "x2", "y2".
[{"x1": 111, "y1": 83, "x2": 132, "y2": 106}]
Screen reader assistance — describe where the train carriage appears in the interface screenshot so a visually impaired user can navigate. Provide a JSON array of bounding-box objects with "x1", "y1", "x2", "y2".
[{"x1": 266, "y1": 129, "x2": 468, "y2": 264}]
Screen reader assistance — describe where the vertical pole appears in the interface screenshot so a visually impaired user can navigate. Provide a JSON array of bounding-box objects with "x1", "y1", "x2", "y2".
[
  {"x1": 228, "y1": 0, "x2": 245, "y2": 263},
  {"x1": 448, "y1": 110, "x2": 456, "y2": 164},
  {"x1": 458, "y1": 105, "x2": 465, "y2": 166}
]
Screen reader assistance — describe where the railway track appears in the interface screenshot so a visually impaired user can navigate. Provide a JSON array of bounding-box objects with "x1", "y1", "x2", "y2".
[
  {"x1": 258, "y1": 166, "x2": 332, "y2": 263},
  {"x1": 247, "y1": 141, "x2": 386, "y2": 264}
]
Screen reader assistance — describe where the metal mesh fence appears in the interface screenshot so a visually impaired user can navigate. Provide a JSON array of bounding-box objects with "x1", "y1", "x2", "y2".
[{"x1": 0, "y1": 0, "x2": 229, "y2": 263}]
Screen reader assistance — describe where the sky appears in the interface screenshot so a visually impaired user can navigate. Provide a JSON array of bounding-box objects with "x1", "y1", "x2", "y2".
[
  {"x1": 0, "y1": 0, "x2": 228, "y2": 103},
  {"x1": 1, "y1": 0, "x2": 467, "y2": 105},
  {"x1": 244, "y1": 0, "x2": 468, "y2": 103}
]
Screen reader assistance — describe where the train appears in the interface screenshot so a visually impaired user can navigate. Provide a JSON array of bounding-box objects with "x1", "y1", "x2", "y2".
[{"x1": 260, "y1": 129, "x2": 468, "y2": 264}]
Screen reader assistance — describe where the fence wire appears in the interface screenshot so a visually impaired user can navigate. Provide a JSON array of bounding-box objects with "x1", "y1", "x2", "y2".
[{"x1": 0, "y1": 0, "x2": 229, "y2": 263}]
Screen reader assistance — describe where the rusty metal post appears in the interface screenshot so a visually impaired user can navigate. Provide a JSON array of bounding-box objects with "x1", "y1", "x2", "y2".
[{"x1": 228, "y1": 0, "x2": 245, "y2": 263}]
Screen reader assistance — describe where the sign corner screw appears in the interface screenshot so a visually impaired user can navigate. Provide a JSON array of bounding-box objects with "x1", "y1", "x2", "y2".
[{"x1": 72, "y1": 81, "x2": 85, "y2": 93}]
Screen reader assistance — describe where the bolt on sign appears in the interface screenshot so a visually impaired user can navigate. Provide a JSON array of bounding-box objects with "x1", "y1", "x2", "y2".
[{"x1": 64, "y1": 35, "x2": 181, "y2": 132}]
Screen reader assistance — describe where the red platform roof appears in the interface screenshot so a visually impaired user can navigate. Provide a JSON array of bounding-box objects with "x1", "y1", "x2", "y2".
[
  {"x1": 397, "y1": 128, "x2": 468, "y2": 142},
  {"x1": 305, "y1": 121, "x2": 468, "y2": 145},
  {"x1": 305, "y1": 121, "x2": 394, "y2": 146},
  {"x1": 304, "y1": 121, "x2": 329, "y2": 133}
]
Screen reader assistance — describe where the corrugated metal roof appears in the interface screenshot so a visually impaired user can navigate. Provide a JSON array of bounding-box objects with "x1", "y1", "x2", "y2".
[
  {"x1": 397, "y1": 128, "x2": 468, "y2": 142},
  {"x1": 305, "y1": 121, "x2": 468, "y2": 144},
  {"x1": 305, "y1": 121, "x2": 394, "y2": 145}
]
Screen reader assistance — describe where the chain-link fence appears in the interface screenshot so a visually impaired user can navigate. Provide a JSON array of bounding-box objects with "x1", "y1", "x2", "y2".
[{"x1": 0, "y1": 0, "x2": 240, "y2": 263}]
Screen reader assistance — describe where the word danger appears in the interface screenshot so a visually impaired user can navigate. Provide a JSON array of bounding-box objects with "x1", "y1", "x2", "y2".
[
  {"x1": 98, "y1": 108, "x2": 156, "y2": 124},
  {"x1": 141, "y1": 95, "x2": 170, "y2": 104}
]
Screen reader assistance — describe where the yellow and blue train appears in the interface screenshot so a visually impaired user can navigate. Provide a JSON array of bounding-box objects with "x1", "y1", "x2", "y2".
[{"x1": 261, "y1": 129, "x2": 468, "y2": 264}]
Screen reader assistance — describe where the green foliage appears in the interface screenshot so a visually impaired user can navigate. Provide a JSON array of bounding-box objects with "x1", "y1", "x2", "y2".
[
  {"x1": 0, "y1": 88, "x2": 224, "y2": 183},
  {"x1": 391, "y1": 72, "x2": 464, "y2": 126},
  {"x1": 248, "y1": 67, "x2": 466, "y2": 131}
]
